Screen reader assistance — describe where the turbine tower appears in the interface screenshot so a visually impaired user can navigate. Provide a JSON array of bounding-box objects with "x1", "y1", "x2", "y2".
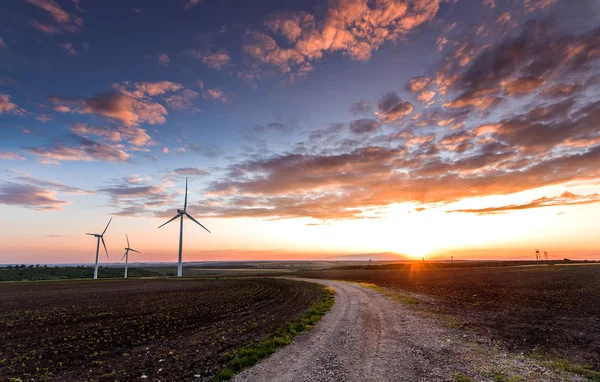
[
  {"x1": 86, "y1": 217, "x2": 112, "y2": 280},
  {"x1": 158, "y1": 178, "x2": 210, "y2": 277},
  {"x1": 122, "y1": 234, "x2": 140, "y2": 278}
]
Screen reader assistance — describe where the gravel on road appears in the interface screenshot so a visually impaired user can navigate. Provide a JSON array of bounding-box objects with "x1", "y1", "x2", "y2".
[{"x1": 234, "y1": 278, "x2": 584, "y2": 382}]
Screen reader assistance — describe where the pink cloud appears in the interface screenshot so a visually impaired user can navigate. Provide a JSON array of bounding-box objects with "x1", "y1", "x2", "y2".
[
  {"x1": 60, "y1": 42, "x2": 78, "y2": 55},
  {"x1": 157, "y1": 53, "x2": 170, "y2": 66},
  {"x1": 205, "y1": 88, "x2": 229, "y2": 103},
  {"x1": 26, "y1": 0, "x2": 83, "y2": 34},
  {"x1": 184, "y1": 0, "x2": 201, "y2": 9},
  {"x1": 0, "y1": 152, "x2": 26, "y2": 161},
  {"x1": 0, "y1": 182, "x2": 67, "y2": 211},
  {"x1": 195, "y1": 49, "x2": 231, "y2": 70},
  {"x1": 0, "y1": 94, "x2": 25, "y2": 115}
]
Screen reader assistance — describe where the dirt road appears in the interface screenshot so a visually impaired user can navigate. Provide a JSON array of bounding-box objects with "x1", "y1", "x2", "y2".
[{"x1": 234, "y1": 279, "x2": 583, "y2": 382}]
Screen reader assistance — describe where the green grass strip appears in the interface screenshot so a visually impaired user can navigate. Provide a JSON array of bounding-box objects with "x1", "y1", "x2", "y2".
[{"x1": 213, "y1": 285, "x2": 335, "y2": 381}]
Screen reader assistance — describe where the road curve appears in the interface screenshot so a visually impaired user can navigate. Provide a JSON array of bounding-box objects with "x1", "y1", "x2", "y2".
[{"x1": 233, "y1": 278, "x2": 461, "y2": 382}]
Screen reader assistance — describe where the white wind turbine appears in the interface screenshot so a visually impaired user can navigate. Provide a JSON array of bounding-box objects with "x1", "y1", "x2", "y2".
[
  {"x1": 122, "y1": 234, "x2": 140, "y2": 278},
  {"x1": 158, "y1": 178, "x2": 210, "y2": 277},
  {"x1": 85, "y1": 217, "x2": 112, "y2": 280}
]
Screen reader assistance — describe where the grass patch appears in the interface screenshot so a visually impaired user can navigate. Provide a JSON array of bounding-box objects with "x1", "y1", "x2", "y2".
[
  {"x1": 399, "y1": 296, "x2": 419, "y2": 305},
  {"x1": 213, "y1": 285, "x2": 335, "y2": 381},
  {"x1": 351, "y1": 281, "x2": 420, "y2": 305},
  {"x1": 453, "y1": 372, "x2": 475, "y2": 382},
  {"x1": 546, "y1": 358, "x2": 600, "y2": 381},
  {"x1": 488, "y1": 371, "x2": 525, "y2": 382}
]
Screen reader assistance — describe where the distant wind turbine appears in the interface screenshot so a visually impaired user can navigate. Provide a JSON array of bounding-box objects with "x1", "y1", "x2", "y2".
[
  {"x1": 158, "y1": 178, "x2": 210, "y2": 277},
  {"x1": 122, "y1": 234, "x2": 140, "y2": 278},
  {"x1": 86, "y1": 217, "x2": 112, "y2": 280}
]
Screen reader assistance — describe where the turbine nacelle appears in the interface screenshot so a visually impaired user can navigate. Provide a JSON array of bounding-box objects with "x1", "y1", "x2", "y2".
[{"x1": 177, "y1": 209, "x2": 185, "y2": 214}]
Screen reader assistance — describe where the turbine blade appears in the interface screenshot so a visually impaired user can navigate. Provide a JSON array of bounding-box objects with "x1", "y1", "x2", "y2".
[
  {"x1": 158, "y1": 214, "x2": 181, "y2": 229},
  {"x1": 130, "y1": 249, "x2": 141, "y2": 253},
  {"x1": 185, "y1": 212, "x2": 211, "y2": 233},
  {"x1": 85, "y1": 233, "x2": 96, "y2": 236},
  {"x1": 101, "y1": 237, "x2": 109, "y2": 258},
  {"x1": 184, "y1": 177, "x2": 188, "y2": 211},
  {"x1": 126, "y1": 233, "x2": 130, "y2": 248},
  {"x1": 102, "y1": 217, "x2": 113, "y2": 235},
  {"x1": 121, "y1": 250, "x2": 128, "y2": 261}
]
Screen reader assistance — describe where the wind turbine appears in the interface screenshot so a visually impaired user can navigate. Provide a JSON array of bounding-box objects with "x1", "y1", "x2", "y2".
[
  {"x1": 158, "y1": 178, "x2": 210, "y2": 277},
  {"x1": 122, "y1": 234, "x2": 140, "y2": 278},
  {"x1": 86, "y1": 217, "x2": 112, "y2": 280}
]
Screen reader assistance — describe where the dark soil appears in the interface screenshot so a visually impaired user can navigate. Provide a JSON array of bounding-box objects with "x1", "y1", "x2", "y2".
[
  {"x1": 303, "y1": 264, "x2": 600, "y2": 370},
  {"x1": 0, "y1": 278, "x2": 323, "y2": 381}
]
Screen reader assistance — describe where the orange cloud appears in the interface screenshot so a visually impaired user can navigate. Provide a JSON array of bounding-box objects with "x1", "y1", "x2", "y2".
[
  {"x1": 503, "y1": 76, "x2": 545, "y2": 95},
  {"x1": 448, "y1": 191, "x2": 600, "y2": 214},
  {"x1": 242, "y1": 0, "x2": 443, "y2": 77},
  {"x1": 376, "y1": 92, "x2": 414, "y2": 122}
]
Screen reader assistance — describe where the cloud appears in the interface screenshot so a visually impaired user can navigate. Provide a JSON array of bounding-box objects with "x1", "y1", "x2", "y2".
[
  {"x1": 542, "y1": 83, "x2": 582, "y2": 98},
  {"x1": 157, "y1": 53, "x2": 170, "y2": 66},
  {"x1": 408, "y1": 76, "x2": 431, "y2": 93},
  {"x1": 0, "y1": 151, "x2": 26, "y2": 161},
  {"x1": 98, "y1": 178, "x2": 174, "y2": 216},
  {"x1": 99, "y1": 185, "x2": 165, "y2": 198},
  {"x1": 242, "y1": 0, "x2": 444, "y2": 78},
  {"x1": 448, "y1": 191, "x2": 600, "y2": 214},
  {"x1": 184, "y1": 0, "x2": 202, "y2": 9},
  {"x1": 0, "y1": 182, "x2": 67, "y2": 210},
  {"x1": 164, "y1": 89, "x2": 199, "y2": 110},
  {"x1": 350, "y1": 100, "x2": 372, "y2": 115},
  {"x1": 503, "y1": 76, "x2": 546, "y2": 95},
  {"x1": 24, "y1": 136, "x2": 132, "y2": 163},
  {"x1": 524, "y1": 0, "x2": 557, "y2": 13},
  {"x1": 172, "y1": 167, "x2": 211, "y2": 176},
  {"x1": 349, "y1": 119, "x2": 381, "y2": 134},
  {"x1": 50, "y1": 81, "x2": 185, "y2": 126},
  {"x1": 189, "y1": 144, "x2": 224, "y2": 158},
  {"x1": 376, "y1": 92, "x2": 414, "y2": 122},
  {"x1": 444, "y1": 20, "x2": 600, "y2": 107},
  {"x1": 244, "y1": 122, "x2": 294, "y2": 140},
  {"x1": 85, "y1": 92, "x2": 167, "y2": 126},
  {"x1": 14, "y1": 175, "x2": 94, "y2": 194},
  {"x1": 36, "y1": 114, "x2": 52, "y2": 123},
  {"x1": 417, "y1": 90, "x2": 436, "y2": 103},
  {"x1": 131, "y1": 81, "x2": 183, "y2": 96},
  {"x1": 26, "y1": 0, "x2": 83, "y2": 34},
  {"x1": 60, "y1": 42, "x2": 78, "y2": 55},
  {"x1": 205, "y1": 88, "x2": 229, "y2": 103},
  {"x1": 0, "y1": 94, "x2": 25, "y2": 115},
  {"x1": 195, "y1": 49, "x2": 231, "y2": 70},
  {"x1": 71, "y1": 122, "x2": 153, "y2": 146},
  {"x1": 199, "y1": 143, "x2": 600, "y2": 220}
]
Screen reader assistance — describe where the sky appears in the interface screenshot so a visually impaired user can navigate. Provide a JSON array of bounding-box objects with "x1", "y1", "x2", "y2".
[{"x1": 1, "y1": 0, "x2": 600, "y2": 264}]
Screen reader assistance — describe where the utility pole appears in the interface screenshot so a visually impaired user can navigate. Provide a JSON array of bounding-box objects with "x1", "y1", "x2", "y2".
[{"x1": 535, "y1": 249, "x2": 540, "y2": 264}]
